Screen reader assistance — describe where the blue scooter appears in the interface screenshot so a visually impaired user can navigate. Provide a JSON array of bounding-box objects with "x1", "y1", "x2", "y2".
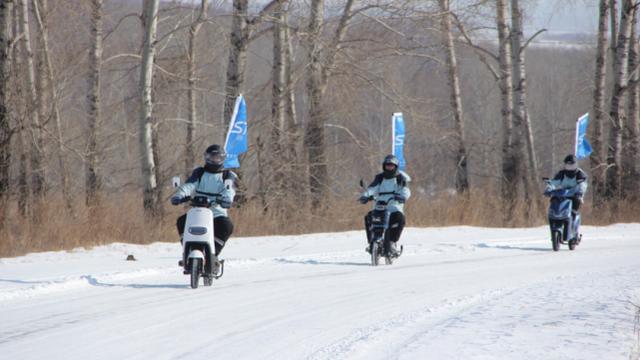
[{"x1": 543, "y1": 179, "x2": 582, "y2": 251}]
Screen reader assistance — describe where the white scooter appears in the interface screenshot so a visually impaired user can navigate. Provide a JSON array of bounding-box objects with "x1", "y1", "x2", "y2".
[{"x1": 177, "y1": 195, "x2": 225, "y2": 289}]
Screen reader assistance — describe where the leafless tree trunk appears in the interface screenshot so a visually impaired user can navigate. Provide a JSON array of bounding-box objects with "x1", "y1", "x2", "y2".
[
  {"x1": 611, "y1": 0, "x2": 619, "y2": 51},
  {"x1": 33, "y1": 0, "x2": 74, "y2": 214},
  {"x1": 0, "y1": 0, "x2": 13, "y2": 230},
  {"x1": 19, "y1": 0, "x2": 45, "y2": 197},
  {"x1": 623, "y1": 6, "x2": 639, "y2": 200},
  {"x1": 223, "y1": 0, "x2": 286, "y2": 126},
  {"x1": 439, "y1": 0, "x2": 469, "y2": 195},
  {"x1": 139, "y1": 0, "x2": 160, "y2": 215},
  {"x1": 510, "y1": 0, "x2": 540, "y2": 220},
  {"x1": 304, "y1": 0, "x2": 355, "y2": 210},
  {"x1": 269, "y1": 3, "x2": 286, "y2": 211},
  {"x1": 497, "y1": 0, "x2": 516, "y2": 222},
  {"x1": 511, "y1": 0, "x2": 538, "y2": 180},
  {"x1": 185, "y1": 0, "x2": 207, "y2": 174},
  {"x1": 591, "y1": 0, "x2": 610, "y2": 207},
  {"x1": 83, "y1": 0, "x2": 103, "y2": 210},
  {"x1": 606, "y1": 0, "x2": 634, "y2": 199},
  {"x1": 11, "y1": 4, "x2": 28, "y2": 218}
]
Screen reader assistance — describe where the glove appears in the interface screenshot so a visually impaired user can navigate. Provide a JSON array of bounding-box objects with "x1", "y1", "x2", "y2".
[
  {"x1": 219, "y1": 197, "x2": 232, "y2": 209},
  {"x1": 170, "y1": 196, "x2": 183, "y2": 206},
  {"x1": 576, "y1": 193, "x2": 584, "y2": 203},
  {"x1": 394, "y1": 194, "x2": 406, "y2": 203},
  {"x1": 543, "y1": 189, "x2": 552, "y2": 197},
  {"x1": 358, "y1": 195, "x2": 370, "y2": 204}
]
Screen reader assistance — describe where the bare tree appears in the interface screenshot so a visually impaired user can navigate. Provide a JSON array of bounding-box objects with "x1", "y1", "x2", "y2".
[
  {"x1": 84, "y1": 0, "x2": 103, "y2": 210},
  {"x1": 0, "y1": 0, "x2": 13, "y2": 229},
  {"x1": 185, "y1": 0, "x2": 208, "y2": 174},
  {"x1": 606, "y1": 0, "x2": 634, "y2": 199},
  {"x1": 439, "y1": 0, "x2": 469, "y2": 195},
  {"x1": 139, "y1": 0, "x2": 160, "y2": 215},
  {"x1": 591, "y1": 0, "x2": 610, "y2": 207},
  {"x1": 623, "y1": 5, "x2": 640, "y2": 199},
  {"x1": 18, "y1": 0, "x2": 45, "y2": 197},
  {"x1": 497, "y1": 0, "x2": 517, "y2": 221},
  {"x1": 304, "y1": 0, "x2": 355, "y2": 209},
  {"x1": 223, "y1": 0, "x2": 287, "y2": 126},
  {"x1": 33, "y1": 0, "x2": 74, "y2": 214}
]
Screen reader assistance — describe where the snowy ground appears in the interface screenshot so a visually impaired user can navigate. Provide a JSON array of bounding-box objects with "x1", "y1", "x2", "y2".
[{"x1": 1, "y1": 224, "x2": 639, "y2": 360}]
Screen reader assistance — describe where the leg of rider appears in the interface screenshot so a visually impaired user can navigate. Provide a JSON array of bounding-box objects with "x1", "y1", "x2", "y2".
[
  {"x1": 385, "y1": 212, "x2": 406, "y2": 244},
  {"x1": 213, "y1": 216, "x2": 234, "y2": 256},
  {"x1": 364, "y1": 212, "x2": 373, "y2": 244},
  {"x1": 176, "y1": 214, "x2": 187, "y2": 243},
  {"x1": 571, "y1": 197, "x2": 581, "y2": 218}
]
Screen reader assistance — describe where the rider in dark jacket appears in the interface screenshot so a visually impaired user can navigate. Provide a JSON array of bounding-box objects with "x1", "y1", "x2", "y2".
[{"x1": 546, "y1": 154, "x2": 588, "y2": 218}]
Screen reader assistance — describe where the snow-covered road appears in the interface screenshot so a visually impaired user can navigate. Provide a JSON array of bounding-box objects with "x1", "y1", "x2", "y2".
[{"x1": 1, "y1": 225, "x2": 639, "y2": 360}]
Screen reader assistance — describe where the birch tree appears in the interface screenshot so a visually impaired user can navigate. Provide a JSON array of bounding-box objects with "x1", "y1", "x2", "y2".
[
  {"x1": 0, "y1": 0, "x2": 13, "y2": 229},
  {"x1": 19, "y1": 0, "x2": 45, "y2": 197},
  {"x1": 33, "y1": 0, "x2": 74, "y2": 214},
  {"x1": 304, "y1": 0, "x2": 355, "y2": 209},
  {"x1": 84, "y1": 0, "x2": 103, "y2": 210},
  {"x1": 139, "y1": 0, "x2": 160, "y2": 214},
  {"x1": 185, "y1": 0, "x2": 208, "y2": 174},
  {"x1": 496, "y1": 0, "x2": 518, "y2": 220},
  {"x1": 223, "y1": 0, "x2": 287, "y2": 126},
  {"x1": 439, "y1": 0, "x2": 469, "y2": 195},
  {"x1": 623, "y1": 6, "x2": 639, "y2": 199},
  {"x1": 590, "y1": 0, "x2": 610, "y2": 207},
  {"x1": 606, "y1": 0, "x2": 634, "y2": 199}
]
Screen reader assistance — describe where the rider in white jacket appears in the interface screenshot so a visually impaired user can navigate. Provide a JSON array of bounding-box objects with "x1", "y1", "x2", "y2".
[
  {"x1": 170, "y1": 144, "x2": 237, "y2": 255},
  {"x1": 359, "y1": 154, "x2": 411, "y2": 254}
]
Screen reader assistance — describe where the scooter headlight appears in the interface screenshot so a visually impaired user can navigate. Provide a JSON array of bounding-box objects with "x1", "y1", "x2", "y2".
[{"x1": 188, "y1": 226, "x2": 208, "y2": 236}]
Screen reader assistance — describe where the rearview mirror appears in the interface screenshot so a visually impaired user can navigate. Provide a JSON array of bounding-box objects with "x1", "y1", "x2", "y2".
[
  {"x1": 359, "y1": 179, "x2": 365, "y2": 188},
  {"x1": 172, "y1": 176, "x2": 181, "y2": 188}
]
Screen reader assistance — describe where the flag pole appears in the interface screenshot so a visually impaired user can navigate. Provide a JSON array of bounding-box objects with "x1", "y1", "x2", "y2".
[{"x1": 391, "y1": 113, "x2": 396, "y2": 155}]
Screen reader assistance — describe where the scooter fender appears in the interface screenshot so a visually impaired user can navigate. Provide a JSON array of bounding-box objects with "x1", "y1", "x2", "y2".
[{"x1": 188, "y1": 249, "x2": 205, "y2": 261}]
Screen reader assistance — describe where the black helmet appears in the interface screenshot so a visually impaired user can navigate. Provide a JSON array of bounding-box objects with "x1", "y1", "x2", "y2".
[
  {"x1": 563, "y1": 154, "x2": 577, "y2": 165},
  {"x1": 563, "y1": 154, "x2": 577, "y2": 175},
  {"x1": 204, "y1": 144, "x2": 226, "y2": 172},
  {"x1": 382, "y1": 154, "x2": 399, "y2": 178}
]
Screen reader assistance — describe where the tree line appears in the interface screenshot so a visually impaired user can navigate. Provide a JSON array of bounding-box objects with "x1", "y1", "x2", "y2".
[{"x1": 0, "y1": 0, "x2": 638, "y2": 252}]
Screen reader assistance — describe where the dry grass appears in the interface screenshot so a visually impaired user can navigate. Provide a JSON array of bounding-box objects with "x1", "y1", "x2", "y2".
[{"x1": 1, "y1": 189, "x2": 638, "y2": 258}]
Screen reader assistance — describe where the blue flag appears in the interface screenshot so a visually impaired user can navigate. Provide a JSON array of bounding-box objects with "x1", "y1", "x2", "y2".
[
  {"x1": 575, "y1": 113, "x2": 592, "y2": 160},
  {"x1": 224, "y1": 95, "x2": 248, "y2": 169},
  {"x1": 392, "y1": 113, "x2": 406, "y2": 170}
]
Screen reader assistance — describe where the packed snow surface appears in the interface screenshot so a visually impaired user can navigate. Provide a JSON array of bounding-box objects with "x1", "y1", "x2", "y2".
[{"x1": 1, "y1": 224, "x2": 639, "y2": 360}]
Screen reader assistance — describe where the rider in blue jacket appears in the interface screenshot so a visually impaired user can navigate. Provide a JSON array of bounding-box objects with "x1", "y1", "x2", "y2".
[
  {"x1": 359, "y1": 154, "x2": 411, "y2": 255},
  {"x1": 546, "y1": 154, "x2": 588, "y2": 218},
  {"x1": 170, "y1": 144, "x2": 237, "y2": 256}
]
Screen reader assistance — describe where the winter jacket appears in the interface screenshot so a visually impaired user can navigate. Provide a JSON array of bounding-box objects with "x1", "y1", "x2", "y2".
[
  {"x1": 173, "y1": 167, "x2": 237, "y2": 218},
  {"x1": 547, "y1": 168, "x2": 588, "y2": 195},
  {"x1": 362, "y1": 171, "x2": 411, "y2": 214}
]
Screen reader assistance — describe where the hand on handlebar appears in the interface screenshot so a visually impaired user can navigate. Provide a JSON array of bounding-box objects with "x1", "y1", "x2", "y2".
[
  {"x1": 358, "y1": 195, "x2": 370, "y2": 204},
  {"x1": 170, "y1": 195, "x2": 183, "y2": 205},
  {"x1": 394, "y1": 194, "x2": 407, "y2": 204}
]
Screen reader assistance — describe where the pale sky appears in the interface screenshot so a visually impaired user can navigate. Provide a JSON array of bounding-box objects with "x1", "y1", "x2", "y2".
[{"x1": 528, "y1": 0, "x2": 599, "y2": 34}]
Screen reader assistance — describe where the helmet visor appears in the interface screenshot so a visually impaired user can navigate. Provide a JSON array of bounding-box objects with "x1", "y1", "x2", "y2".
[
  {"x1": 205, "y1": 152, "x2": 225, "y2": 165},
  {"x1": 564, "y1": 162, "x2": 577, "y2": 171}
]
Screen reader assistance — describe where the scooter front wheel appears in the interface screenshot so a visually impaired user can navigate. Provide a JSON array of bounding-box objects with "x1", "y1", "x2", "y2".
[
  {"x1": 371, "y1": 242, "x2": 380, "y2": 266},
  {"x1": 190, "y1": 258, "x2": 202, "y2": 289},
  {"x1": 552, "y1": 231, "x2": 561, "y2": 252}
]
